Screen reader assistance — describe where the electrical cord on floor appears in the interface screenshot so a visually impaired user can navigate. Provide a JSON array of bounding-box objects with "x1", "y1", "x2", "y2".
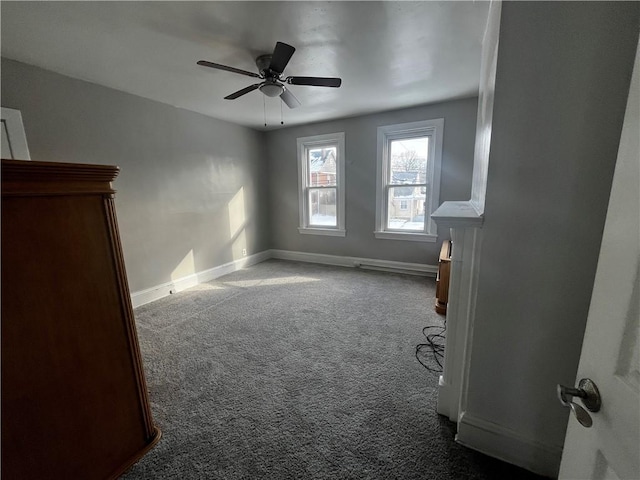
[{"x1": 415, "y1": 318, "x2": 446, "y2": 373}]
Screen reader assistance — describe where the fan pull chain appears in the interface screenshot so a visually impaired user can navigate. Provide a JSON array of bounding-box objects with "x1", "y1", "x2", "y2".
[
  {"x1": 263, "y1": 95, "x2": 267, "y2": 127},
  {"x1": 280, "y1": 98, "x2": 284, "y2": 125}
]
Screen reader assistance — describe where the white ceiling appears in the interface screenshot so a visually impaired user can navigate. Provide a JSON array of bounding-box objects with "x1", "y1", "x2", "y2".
[{"x1": 1, "y1": 1, "x2": 489, "y2": 131}]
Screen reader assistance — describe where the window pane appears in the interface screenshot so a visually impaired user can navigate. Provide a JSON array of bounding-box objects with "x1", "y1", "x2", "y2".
[
  {"x1": 387, "y1": 185, "x2": 426, "y2": 231},
  {"x1": 389, "y1": 137, "x2": 429, "y2": 185},
  {"x1": 308, "y1": 147, "x2": 337, "y2": 187},
  {"x1": 309, "y1": 187, "x2": 337, "y2": 226}
]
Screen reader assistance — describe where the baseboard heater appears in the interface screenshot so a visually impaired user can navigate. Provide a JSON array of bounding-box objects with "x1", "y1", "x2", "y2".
[{"x1": 353, "y1": 261, "x2": 428, "y2": 276}]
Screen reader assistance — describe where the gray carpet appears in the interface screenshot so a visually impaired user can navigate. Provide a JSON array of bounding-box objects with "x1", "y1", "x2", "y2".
[{"x1": 123, "y1": 259, "x2": 546, "y2": 479}]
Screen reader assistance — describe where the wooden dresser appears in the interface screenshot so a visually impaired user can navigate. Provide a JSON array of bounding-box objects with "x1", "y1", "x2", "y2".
[
  {"x1": 1, "y1": 159, "x2": 160, "y2": 479},
  {"x1": 435, "y1": 240, "x2": 452, "y2": 315}
]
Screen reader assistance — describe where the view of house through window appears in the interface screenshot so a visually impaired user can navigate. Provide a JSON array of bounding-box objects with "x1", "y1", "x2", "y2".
[
  {"x1": 308, "y1": 146, "x2": 337, "y2": 226},
  {"x1": 387, "y1": 137, "x2": 429, "y2": 231}
]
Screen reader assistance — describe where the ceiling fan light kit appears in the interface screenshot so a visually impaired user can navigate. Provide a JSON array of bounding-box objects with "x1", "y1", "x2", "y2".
[
  {"x1": 259, "y1": 82, "x2": 284, "y2": 98},
  {"x1": 197, "y1": 41, "x2": 342, "y2": 111}
]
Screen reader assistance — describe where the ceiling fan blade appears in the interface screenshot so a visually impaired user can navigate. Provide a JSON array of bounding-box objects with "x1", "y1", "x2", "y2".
[
  {"x1": 280, "y1": 87, "x2": 301, "y2": 109},
  {"x1": 224, "y1": 83, "x2": 261, "y2": 100},
  {"x1": 269, "y1": 42, "x2": 296, "y2": 74},
  {"x1": 197, "y1": 60, "x2": 261, "y2": 78},
  {"x1": 287, "y1": 76, "x2": 342, "y2": 87}
]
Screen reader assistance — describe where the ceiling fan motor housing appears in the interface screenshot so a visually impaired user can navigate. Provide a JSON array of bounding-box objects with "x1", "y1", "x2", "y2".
[
  {"x1": 256, "y1": 54, "x2": 276, "y2": 77},
  {"x1": 256, "y1": 54, "x2": 285, "y2": 97}
]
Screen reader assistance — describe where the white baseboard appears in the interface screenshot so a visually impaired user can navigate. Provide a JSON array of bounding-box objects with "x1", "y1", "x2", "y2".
[
  {"x1": 130, "y1": 251, "x2": 271, "y2": 308},
  {"x1": 456, "y1": 411, "x2": 562, "y2": 478},
  {"x1": 131, "y1": 249, "x2": 436, "y2": 308},
  {"x1": 269, "y1": 249, "x2": 438, "y2": 276}
]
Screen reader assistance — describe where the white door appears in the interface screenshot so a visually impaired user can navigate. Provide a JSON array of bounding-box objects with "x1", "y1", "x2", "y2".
[{"x1": 558, "y1": 40, "x2": 640, "y2": 480}]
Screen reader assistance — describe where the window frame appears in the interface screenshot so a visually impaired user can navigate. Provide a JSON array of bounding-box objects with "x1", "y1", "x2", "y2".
[
  {"x1": 375, "y1": 118, "x2": 444, "y2": 242},
  {"x1": 297, "y1": 132, "x2": 346, "y2": 237}
]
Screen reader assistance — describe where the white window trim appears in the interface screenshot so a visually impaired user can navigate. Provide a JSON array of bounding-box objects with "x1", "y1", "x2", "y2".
[
  {"x1": 375, "y1": 118, "x2": 444, "y2": 242},
  {"x1": 297, "y1": 132, "x2": 346, "y2": 237}
]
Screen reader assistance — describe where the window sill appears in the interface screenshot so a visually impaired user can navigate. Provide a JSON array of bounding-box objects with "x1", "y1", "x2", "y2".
[
  {"x1": 299, "y1": 227, "x2": 346, "y2": 237},
  {"x1": 374, "y1": 231, "x2": 437, "y2": 242}
]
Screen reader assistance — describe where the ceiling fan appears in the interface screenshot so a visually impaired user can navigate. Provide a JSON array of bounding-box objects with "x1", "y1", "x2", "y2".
[{"x1": 197, "y1": 41, "x2": 342, "y2": 109}]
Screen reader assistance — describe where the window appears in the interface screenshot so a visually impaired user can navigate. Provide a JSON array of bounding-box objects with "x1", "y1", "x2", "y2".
[
  {"x1": 297, "y1": 132, "x2": 346, "y2": 236},
  {"x1": 375, "y1": 119, "x2": 444, "y2": 242}
]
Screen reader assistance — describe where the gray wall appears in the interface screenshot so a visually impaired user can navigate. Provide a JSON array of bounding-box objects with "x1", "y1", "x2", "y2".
[
  {"x1": 467, "y1": 0, "x2": 639, "y2": 463},
  {"x1": 1, "y1": 58, "x2": 270, "y2": 293},
  {"x1": 265, "y1": 97, "x2": 478, "y2": 265}
]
